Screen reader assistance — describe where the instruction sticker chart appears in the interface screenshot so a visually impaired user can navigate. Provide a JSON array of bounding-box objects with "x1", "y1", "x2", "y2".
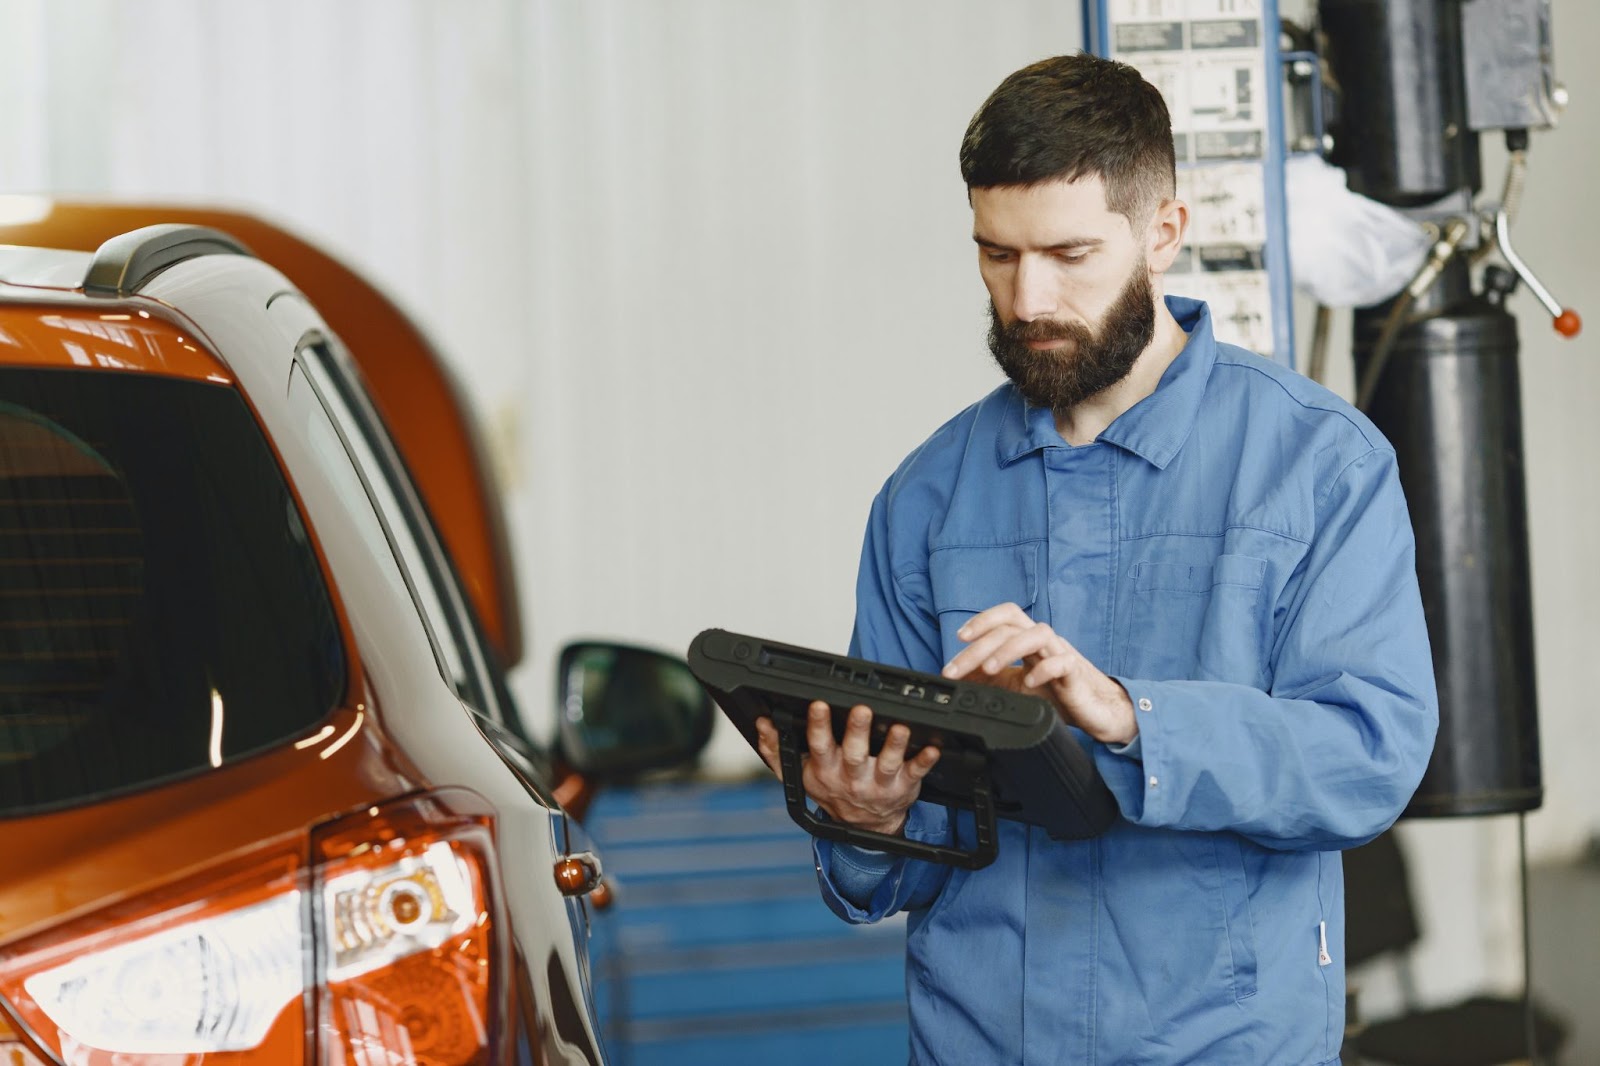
[{"x1": 1104, "y1": 0, "x2": 1280, "y2": 358}]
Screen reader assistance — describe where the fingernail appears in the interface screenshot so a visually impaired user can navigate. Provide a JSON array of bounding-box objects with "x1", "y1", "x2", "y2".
[
  {"x1": 985, "y1": 659, "x2": 998, "y2": 673},
  {"x1": 957, "y1": 627, "x2": 970, "y2": 639},
  {"x1": 941, "y1": 665, "x2": 957, "y2": 678}
]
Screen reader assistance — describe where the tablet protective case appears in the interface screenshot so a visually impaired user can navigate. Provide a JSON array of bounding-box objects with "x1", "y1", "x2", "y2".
[{"x1": 688, "y1": 628, "x2": 1119, "y2": 868}]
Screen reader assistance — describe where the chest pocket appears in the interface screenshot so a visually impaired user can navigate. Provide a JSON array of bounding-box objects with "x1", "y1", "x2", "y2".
[
  {"x1": 926, "y1": 543, "x2": 1041, "y2": 665},
  {"x1": 1120, "y1": 554, "x2": 1269, "y2": 687}
]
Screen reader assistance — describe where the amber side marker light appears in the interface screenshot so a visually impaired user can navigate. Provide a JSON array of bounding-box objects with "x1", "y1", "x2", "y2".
[{"x1": 0, "y1": 791, "x2": 505, "y2": 1065}]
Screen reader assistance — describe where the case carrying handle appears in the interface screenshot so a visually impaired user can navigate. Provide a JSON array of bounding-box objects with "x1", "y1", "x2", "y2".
[{"x1": 773, "y1": 709, "x2": 999, "y2": 870}]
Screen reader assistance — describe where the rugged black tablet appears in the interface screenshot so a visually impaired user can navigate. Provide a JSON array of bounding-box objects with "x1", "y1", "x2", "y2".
[{"x1": 687, "y1": 628, "x2": 1119, "y2": 869}]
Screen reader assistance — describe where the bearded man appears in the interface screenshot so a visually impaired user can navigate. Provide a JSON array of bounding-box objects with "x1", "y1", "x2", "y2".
[{"x1": 754, "y1": 53, "x2": 1438, "y2": 1065}]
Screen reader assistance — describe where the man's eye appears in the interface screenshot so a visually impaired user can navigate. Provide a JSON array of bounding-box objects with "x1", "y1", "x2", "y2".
[
  {"x1": 1056, "y1": 251, "x2": 1089, "y2": 264},
  {"x1": 983, "y1": 250, "x2": 1013, "y2": 263}
]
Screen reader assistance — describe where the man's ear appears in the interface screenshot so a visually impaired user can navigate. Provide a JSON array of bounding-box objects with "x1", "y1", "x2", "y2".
[{"x1": 1144, "y1": 198, "x2": 1189, "y2": 274}]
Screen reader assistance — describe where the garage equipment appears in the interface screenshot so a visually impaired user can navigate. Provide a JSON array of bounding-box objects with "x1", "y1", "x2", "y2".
[{"x1": 1313, "y1": 2, "x2": 1578, "y2": 1062}]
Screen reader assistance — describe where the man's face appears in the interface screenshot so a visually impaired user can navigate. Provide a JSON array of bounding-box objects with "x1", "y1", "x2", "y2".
[{"x1": 973, "y1": 176, "x2": 1157, "y2": 410}]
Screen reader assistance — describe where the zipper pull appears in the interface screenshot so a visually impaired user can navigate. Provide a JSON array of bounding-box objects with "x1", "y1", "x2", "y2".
[{"x1": 1318, "y1": 920, "x2": 1332, "y2": 967}]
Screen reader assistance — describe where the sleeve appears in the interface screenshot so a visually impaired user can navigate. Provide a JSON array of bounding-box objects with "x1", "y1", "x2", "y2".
[
  {"x1": 1092, "y1": 446, "x2": 1439, "y2": 851},
  {"x1": 812, "y1": 485, "x2": 954, "y2": 923}
]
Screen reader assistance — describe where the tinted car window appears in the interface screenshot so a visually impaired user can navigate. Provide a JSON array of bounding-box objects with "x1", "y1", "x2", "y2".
[{"x1": 0, "y1": 368, "x2": 344, "y2": 816}]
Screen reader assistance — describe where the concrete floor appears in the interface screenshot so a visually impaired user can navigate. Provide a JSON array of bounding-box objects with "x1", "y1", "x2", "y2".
[
  {"x1": 1529, "y1": 851, "x2": 1600, "y2": 1065},
  {"x1": 1343, "y1": 843, "x2": 1598, "y2": 1066}
]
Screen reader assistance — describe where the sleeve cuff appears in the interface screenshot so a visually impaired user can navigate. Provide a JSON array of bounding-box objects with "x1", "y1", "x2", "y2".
[
  {"x1": 830, "y1": 841, "x2": 897, "y2": 879},
  {"x1": 1106, "y1": 734, "x2": 1143, "y2": 761},
  {"x1": 1095, "y1": 677, "x2": 1169, "y2": 825},
  {"x1": 814, "y1": 802, "x2": 951, "y2": 922}
]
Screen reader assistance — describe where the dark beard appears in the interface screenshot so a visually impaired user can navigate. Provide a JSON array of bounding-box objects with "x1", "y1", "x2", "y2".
[{"x1": 986, "y1": 265, "x2": 1156, "y2": 411}]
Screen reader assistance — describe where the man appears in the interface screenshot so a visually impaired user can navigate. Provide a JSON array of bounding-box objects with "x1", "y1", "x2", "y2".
[{"x1": 752, "y1": 53, "x2": 1438, "y2": 1064}]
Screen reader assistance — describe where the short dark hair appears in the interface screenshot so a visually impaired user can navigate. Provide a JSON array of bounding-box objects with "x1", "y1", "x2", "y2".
[{"x1": 960, "y1": 53, "x2": 1176, "y2": 225}]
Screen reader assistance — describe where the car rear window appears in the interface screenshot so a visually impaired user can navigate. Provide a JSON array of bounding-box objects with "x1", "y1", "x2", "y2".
[{"x1": 0, "y1": 367, "x2": 345, "y2": 816}]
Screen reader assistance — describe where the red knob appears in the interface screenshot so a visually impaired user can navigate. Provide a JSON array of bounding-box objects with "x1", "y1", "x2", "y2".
[{"x1": 1555, "y1": 309, "x2": 1582, "y2": 338}]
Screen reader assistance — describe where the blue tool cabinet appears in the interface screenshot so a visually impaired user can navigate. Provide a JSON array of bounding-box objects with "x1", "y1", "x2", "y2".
[{"x1": 585, "y1": 779, "x2": 909, "y2": 1065}]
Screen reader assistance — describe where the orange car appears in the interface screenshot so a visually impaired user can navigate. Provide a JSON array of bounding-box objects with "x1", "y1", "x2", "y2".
[{"x1": 0, "y1": 203, "x2": 711, "y2": 1066}]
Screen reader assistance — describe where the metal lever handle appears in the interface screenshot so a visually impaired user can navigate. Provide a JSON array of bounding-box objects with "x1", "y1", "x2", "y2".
[{"x1": 1495, "y1": 210, "x2": 1582, "y2": 337}]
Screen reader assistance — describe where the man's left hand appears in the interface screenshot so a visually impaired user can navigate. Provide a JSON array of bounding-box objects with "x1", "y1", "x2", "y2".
[{"x1": 941, "y1": 602, "x2": 1137, "y2": 746}]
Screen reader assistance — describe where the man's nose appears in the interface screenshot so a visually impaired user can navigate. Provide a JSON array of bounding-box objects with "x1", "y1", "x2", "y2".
[{"x1": 1011, "y1": 257, "x2": 1056, "y2": 322}]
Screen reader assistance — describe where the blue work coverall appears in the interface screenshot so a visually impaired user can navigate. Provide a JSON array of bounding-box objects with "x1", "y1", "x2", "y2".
[{"x1": 818, "y1": 297, "x2": 1439, "y2": 1065}]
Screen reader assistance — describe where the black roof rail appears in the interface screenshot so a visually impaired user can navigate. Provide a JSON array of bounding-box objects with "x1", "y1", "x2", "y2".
[{"x1": 83, "y1": 223, "x2": 253, "y2": 298}]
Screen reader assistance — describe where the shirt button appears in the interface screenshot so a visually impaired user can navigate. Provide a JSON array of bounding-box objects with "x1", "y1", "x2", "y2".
[
  {"x1": 1138, "y1": 698, "x2": 1153, "y2": 712},
  {"x1": 1149, "y1": 776, "x2": 1159, "y2": 788}
]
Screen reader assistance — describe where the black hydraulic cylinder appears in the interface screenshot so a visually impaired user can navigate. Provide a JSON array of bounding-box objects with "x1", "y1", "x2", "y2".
[
  {"x1": 1319, "y1": 0, "x2": 1482, "y2": 205},
  {"x1": 1356, "y1": 274, "x2": 1543, "y2": 816},
  {"x1": 1327, "y1": 0, "x2": 1544, "y2": 817}
]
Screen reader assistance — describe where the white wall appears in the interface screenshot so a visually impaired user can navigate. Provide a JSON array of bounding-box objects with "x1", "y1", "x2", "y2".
[{"x1": 3, "y1": 0, "x2": 1594, "y2": 1016}]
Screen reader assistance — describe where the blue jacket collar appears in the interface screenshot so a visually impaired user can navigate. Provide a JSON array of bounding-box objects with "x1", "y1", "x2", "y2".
[{"x1": 996, "y1": 295, "x2": 1216, "y2": 471}]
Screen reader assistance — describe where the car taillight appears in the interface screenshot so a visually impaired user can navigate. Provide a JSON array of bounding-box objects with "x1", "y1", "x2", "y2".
[
  {"x1": 20, "y1": 889, "x2": 304, "y2": 1056},
  {"x1": 0, "y1": 790, "x2": 504, "y2": 1066},
  {"x1": 313, "y1": 793, "x2": 500, "y2": 1066}
]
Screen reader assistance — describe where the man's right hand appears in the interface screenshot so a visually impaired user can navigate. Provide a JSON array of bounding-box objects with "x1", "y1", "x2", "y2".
[{"x1": 753, "y1": 701, "x2": 940, "y2": 837}]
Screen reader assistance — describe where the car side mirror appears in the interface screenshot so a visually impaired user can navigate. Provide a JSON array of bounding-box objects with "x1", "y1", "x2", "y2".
[{"x1": 555, "y1": 641, "x2": 713, "y2": 780}]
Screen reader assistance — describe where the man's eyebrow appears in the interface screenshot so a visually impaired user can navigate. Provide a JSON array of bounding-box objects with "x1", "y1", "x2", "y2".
[{"x1": 971, "y1": 234, "x2": 1105, "y2": 252}]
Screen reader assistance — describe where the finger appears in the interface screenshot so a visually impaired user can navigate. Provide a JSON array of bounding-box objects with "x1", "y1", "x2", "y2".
[
  {"x1": 982, "y1": 623, "x2": 1069, "y2": 675},
  {"x1": 905, "y1": 744, "x2": 941, "y2": 781},
  {"x1": 753, "y1": 716, "x2": 780, "y2": 775},
  {"x1": 875, "y1": 723, "x2": 911, "y2": 777},
  {"x1": 942, "y1": 622, "x2": 1027, "y2": 678},
  {"x1": 839, "y1": 704, "x2": 873, "y2": 768},
  {"x1": 1023, "y1": 649, "x2": 1080, "y2": 689},
  {"x1": 806, "y1": 701, "x2": 837, "y2": 760},
  {"x1": 955, "y1": 602, "x2": 1033, "y2": 644}
]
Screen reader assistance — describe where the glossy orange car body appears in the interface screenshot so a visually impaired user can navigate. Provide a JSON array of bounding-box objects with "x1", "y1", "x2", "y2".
[
  {"x1": 0, "y1": 296, "x2": 406, "y2": 926},
  {"x1": 0, "y1": 206, "x2": 695, "y2": 1066}
]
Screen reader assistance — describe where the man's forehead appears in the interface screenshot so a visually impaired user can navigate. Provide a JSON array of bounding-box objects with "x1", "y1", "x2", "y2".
[{"x1": 970, "y1": 176, "x2": 1128, "y2": 246}]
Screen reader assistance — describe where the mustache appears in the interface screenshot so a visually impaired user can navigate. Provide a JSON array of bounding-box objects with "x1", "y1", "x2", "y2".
[{"x1": 1002, "y1": 317, "x2": 1090, "y2": 344}]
